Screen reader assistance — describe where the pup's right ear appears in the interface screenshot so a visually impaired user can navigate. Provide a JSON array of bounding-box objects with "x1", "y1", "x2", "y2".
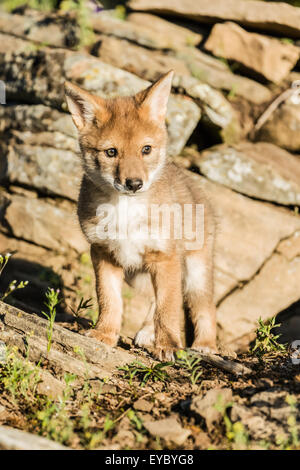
[{"x1": 64, "y1": 81, "x2": 104, "y2": 131}]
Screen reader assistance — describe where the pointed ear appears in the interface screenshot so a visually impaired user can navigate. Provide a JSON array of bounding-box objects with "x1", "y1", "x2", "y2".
[
  {"x1": 137, "y1": 70, "x2": 174, "y2": 122},
  {"x1": 64, "y1": 81, "x2": 104, "y2": 131}
]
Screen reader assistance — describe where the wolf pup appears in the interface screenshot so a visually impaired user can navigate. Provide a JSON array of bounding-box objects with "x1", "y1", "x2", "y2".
[{"x1": 64, "y1": 71, "x2": 216, "y2": 360}]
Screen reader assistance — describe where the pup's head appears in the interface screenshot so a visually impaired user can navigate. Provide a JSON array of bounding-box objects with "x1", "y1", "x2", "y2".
[{"x1": 64, "y1": 71, "x2": 173, "y2": 194}]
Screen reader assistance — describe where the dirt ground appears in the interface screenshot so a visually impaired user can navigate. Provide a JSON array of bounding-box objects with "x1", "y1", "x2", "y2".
[{"x1": 0, "y1": 322, "x2": 299, "y2": 450}]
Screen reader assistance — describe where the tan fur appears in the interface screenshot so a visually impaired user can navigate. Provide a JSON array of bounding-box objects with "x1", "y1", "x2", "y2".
[{"x1": 65, "y1": 72, "x2": 217, "y2": 360}]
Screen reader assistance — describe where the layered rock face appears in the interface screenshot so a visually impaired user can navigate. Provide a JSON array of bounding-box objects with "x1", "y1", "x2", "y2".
[{"x1": 1, "y1": 2, "x2": 300, "y2": 352}]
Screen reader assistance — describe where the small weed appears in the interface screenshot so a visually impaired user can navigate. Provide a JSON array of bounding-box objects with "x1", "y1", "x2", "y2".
[
  {"x1": 176, "y1": 349, "x2": 202, "y2": 385},
  {"x1": 113, "y1": 4, "x2": 127, "y2": 20},
  {"x1": 0, "y1": 253, "x2": 29, "y2": 301},
  {"x1": 79, "y1": 252, "x2": 91, "y2": 266},
  {"x1": 227, "y1": 84, "x2": 238, "y2": 100},
  {"x1": 277, "y1": 395, "x2": 300, "y2": 449},
  {"x1": 36, "y1": 373, "x2": 76, "y2": 445},
  {"x1": 41, "y1": 288, "x2": 61, "y2": 354},
  {"x1": 0, "y1": 347, "x2": 40, "y2": 402},
  {"x1": 251, "y1": 316, "x2": 287, "y2": 357},
  {"x1": 69, "y1": 297, "x2": 93, "y2": 318},
  {"x1": 280, "y1": 38, "x2": 294, "y2": 44},
  {"x1": 215, "y1": 394, "x2": 248, "y2": 449},
  {"x1": 127, "y1": 408, "x2": 147, "y2": 443},
  {"x1": 0, "y1": 252, "x2": 11, "y2": 277},
  {"x1": 119, "y1": 361, "x2": 172, "y2": 386}
]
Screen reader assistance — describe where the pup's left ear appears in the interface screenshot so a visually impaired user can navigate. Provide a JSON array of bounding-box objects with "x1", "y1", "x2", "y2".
[{"x1": 137, "y1": 70, "x2": 174, "y2": 122}]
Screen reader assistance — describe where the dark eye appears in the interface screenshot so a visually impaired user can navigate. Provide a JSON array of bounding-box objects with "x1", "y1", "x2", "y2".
[
  {"x1": 105, "y1": 148, "x2": 118, "y2": 158},
  {"x1": 142, "y1": 145, "x2": 152, "y2": 155}
]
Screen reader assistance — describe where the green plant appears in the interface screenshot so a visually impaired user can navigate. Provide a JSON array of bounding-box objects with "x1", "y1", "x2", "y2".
[
  {"x1": 127, "y1": 408, "x2": 147, "y2": 443},
  {"x1": 119, "y1": 361, "x2": 172, "y2": 386},
  {"x1": 2, "y1": 0, "x2": 59, "y2": 11},
  {"x1": 0, "y1": 253, "x2": 29, "y2": 301},
  {"x1": 36, "y1": 373, "x2": 76, "y2": 444},
  {"x1": 215, "y1": 394, "x2": 248, "y2": 449},
  {"x1": 277, "y1": 395, "x2": 300, "y2": 449},
  {"x1": 41, "y1": 288, "x2": 61, "y2": 354},
  {"x1": 69, "y1": 297, "x2": 93, "y2": 318},
  {"x1": 227, "y1": 84, "x2": 238, "y2": 100},
  {"x1": 74, "y1": 346, "x2": 92, "y2": 398},
  {"x1": 113, "y1": 4, "x2": 126, "y2": 20},
  {"x1": 176, "y1": 349, "x2": 202, "y2": 385},
  {"x1": 281, "y1": 38, "x2": 294, "y2": 45},
  {"x1": 251, "y1": 316, "x2": 287, "y2": 357},
  {"x1": 60, "y1": 0, "x2": 95, "y2": 47},
  {"x1": 0, "y1": 347, "x2": 40, "y2": 402}
]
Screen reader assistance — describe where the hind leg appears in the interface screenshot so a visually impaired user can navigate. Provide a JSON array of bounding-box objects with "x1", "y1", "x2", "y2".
[
  {"x1": 184, "y1": 250, "x2": 217, "y2": 353},
  {"x1": 134, "y1": 301, "x2": 155, "y2": 348}
]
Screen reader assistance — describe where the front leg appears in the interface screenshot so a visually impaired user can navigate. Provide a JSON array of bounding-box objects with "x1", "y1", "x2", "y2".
[
  {"x1": 86, "y1": 244, "x2": 124, "y2": 346},
  {"x1": 150, "y1": 255, "x2": 183, "y2": 361}
]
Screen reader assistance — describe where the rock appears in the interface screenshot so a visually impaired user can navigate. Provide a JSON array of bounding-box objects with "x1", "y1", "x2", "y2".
[
  {"x1": 193, "y1": 431, "x2": 211, "y2": 449},
  {"x1": 175, "y1": 47, "x2": 272, "y2": 105},
  {"x1": 36, "y1": 370, "x2": 66, "y2": 399},
  {"x1": 230, "y1": 404, "x2": 281, "y2": 441},
  {"x1": 0, "y1": 301, "x2": 139, "y2": 380},
  {"x1": 0, "y1": 406, "x2": 9, "y2": 423},
  {"x1": 205, "y1": 22, "x2": 300, "y2": 85},
  {"x1": 188, "y1": 142, "x2": 300, "y2": 205},
  {"x1": 183, "y1": 174, "x2": 300, "y2": 349},
  {"x1": 190, "y1": 388, "x2": 233, "y2": 430},
  {"x1": 2, "y1": 143, "x2": 82, "y2": 201},
  {"x1": 250, "y1": 390, "x2": 290, "y2": 421},
  {"x1": 277, "y1": 231, "x2": 300, "y2": 261},
  {"x1": 214, "y1": 269, "x2": 237, "y2": 304},
  {"x1": 257, "y1": 102, "x2": 300, "y2": 152},
  {"x1": 143, "y1": 416, "x2": 191, "y2": 445},
  {"x1": 127, "y1": 12, "x2": 203, "y2": 48},
  {"x1": 93, "y1": 35, "x2": 240, "y2": 136},
  {"x1": 129, "y1": 0, "x2": 300, "y2": 38},
  {"x1": 1, "y1": 193, "x2": 88, "y2": 253},
  {"x1": 0, "y1": 425, "x2": 70, "y2": 450},
  {"x1": 176, "y1": 77, "x2": 240, "y2": 138},
  {"x1": 0, "y1": 33, "x2": 31, "y2": 54},
  {"x1": 92, "y1": 9, "x2": 202, "y2": 49},
  {"x1": 112, "y1": 429, "x2": 136, "y2": 448},
  {"x1": 0, "y1": 104, "x2": 77, "y2": 139},
  {"x1": 0, "y1": 9, "x2": 79, "y2": 48},
  {"x1": 218, "y1": 252, "x2": 300, "y2": 350},
  {"x1": 197, "y1": 174, "x2": 300, "y2": 283},
  {"x1": 0, "y1": 50, "x2": 200, "y2": 156},
  {"x1": 133, "y1": 398, "x2": 153, "y2": 413},
  {"x1": 94, "y1": 12, "x2": 271, "y2": 105},
  {"x1": 94, "y1": 35, "x2": 191, "y2": 81}
]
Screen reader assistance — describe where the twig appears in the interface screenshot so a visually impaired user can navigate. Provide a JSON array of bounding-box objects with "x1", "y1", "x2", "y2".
[
  {"x1": 252, "y1": 80, "x2": 300, "y2": 136},
  {"x1": 187, "y1": 348, "x2": 252, "y2": 377}
]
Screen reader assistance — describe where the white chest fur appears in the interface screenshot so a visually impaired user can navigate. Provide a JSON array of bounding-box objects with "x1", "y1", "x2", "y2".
[{"x1": 87, "y1": 194, "x2": 168, "y2": 271}]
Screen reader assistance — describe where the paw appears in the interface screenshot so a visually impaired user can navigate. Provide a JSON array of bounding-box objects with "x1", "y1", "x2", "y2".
[
  {"x1": 84, "y1": 329, "x2": 118, "y2": 347},
  {"x1": 152, "y1": 340, "x2": 181, "y2": 362},
  {"x1": 191, "y1": 342, "x2": 218, "y2": 355},
  {"x1": 134, "y1": 326, "x2": 155, "y2": 349}
]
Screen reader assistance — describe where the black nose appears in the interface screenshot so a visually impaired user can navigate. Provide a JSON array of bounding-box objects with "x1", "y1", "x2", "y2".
[{"x1": 125, "y1": 178, "x2": 143, "y2": 192}]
